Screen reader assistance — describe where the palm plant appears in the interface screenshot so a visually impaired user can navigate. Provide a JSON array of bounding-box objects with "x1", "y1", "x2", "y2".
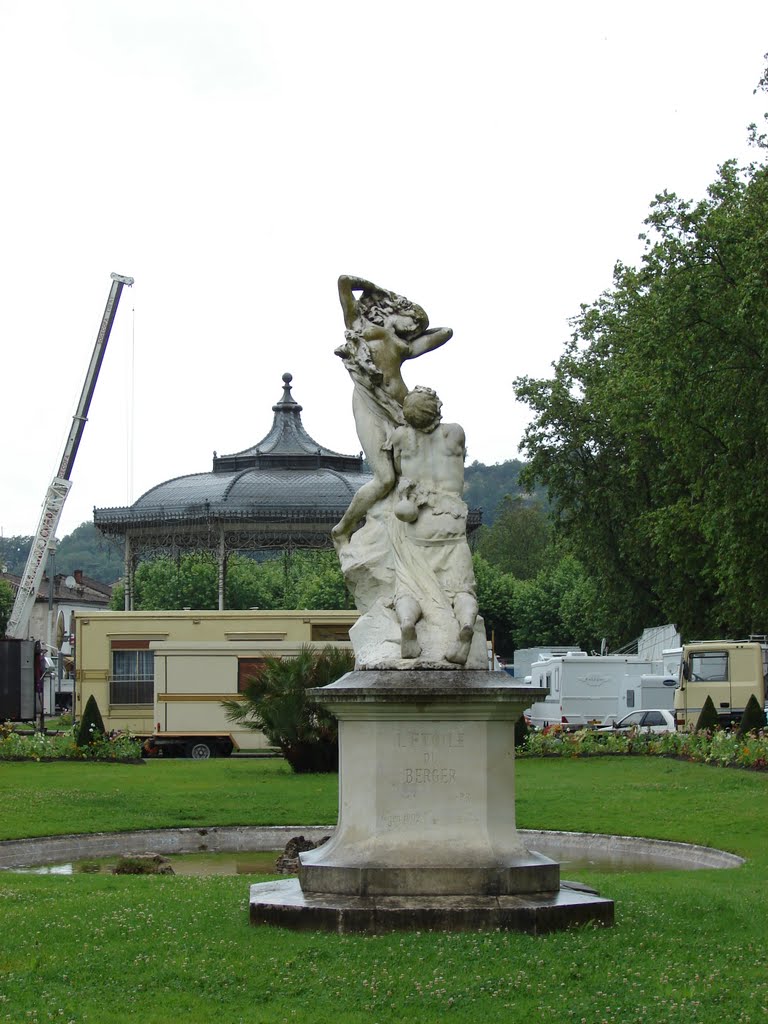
[{"x1": 223, "y1": 645, "x2": 354, "y2": 772}]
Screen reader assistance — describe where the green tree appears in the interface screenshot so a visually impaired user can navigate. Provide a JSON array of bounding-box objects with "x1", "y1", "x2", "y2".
[
  {"x1": 472, "y1": 554, "x2": 516, "y2": 656},
  {"x1": 514, "y1": 63, "x2": 768, "y2": 641},
  {"x1": 526, "y1": 556, "x2": 607, "y2": 651},
  {"x1": 223, "y1": 645, "x2": 354, "y2": 772},
  {"x1": 225, "y1": 555, "x2": 285, "y2": 610},
  {"x1": 0, "y1": 579, "x2": 14, "y2": 635},
  {"x1": 508, "y1": 556, "x2": 608, "y2": 652},
  {"x1": 109, "y1": 550, "x2": 352, "y2": 612},
  {"x1": 292, "y1": 552, "x2": 352, "y2": 610},
  {"x1": 474, "y1": 496, "x2": 551, "y2": 579},
  {"x1": 472, "y1": 551, "x2": 609, "y2": 656},
  {"x1": 133, "y1": 554, "x2": 218, "y2": 610}
]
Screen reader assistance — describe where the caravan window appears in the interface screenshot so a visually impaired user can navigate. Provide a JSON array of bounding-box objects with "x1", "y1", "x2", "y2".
[
  {"x1": 110, "y1": 641, "x2": 154, "y2": 704},
  {"x1": 689, "y1": 652, "x2": 728, "y2": 682},
  {"x1": 238, "y1": 657, "x2": 269, "y2": 693}
]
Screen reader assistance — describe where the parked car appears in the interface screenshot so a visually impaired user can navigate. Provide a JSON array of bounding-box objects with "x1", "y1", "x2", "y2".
[{"x1": 598, "y1": 709, "x2": 676, "y2": 734}]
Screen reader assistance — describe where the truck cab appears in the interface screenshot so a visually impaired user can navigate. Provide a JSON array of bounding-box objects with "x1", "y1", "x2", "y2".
[{"x1": 675, "y1": 641, "x2": 765, "y2": 729}]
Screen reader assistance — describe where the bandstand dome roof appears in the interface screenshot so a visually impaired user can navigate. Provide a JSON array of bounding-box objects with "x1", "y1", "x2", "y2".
[{"x1": 94, "y1": 373, "x2": 371, "y2": 541}]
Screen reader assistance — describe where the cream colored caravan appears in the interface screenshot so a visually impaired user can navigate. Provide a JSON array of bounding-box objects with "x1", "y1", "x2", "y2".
[{"x1": 74, "y1": 609, "x2": 356, "y2": 756}]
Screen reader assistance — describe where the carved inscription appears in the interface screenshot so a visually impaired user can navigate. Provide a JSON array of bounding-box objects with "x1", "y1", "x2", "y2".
[
  {"x1": 382, "y1": 812, "x2": 426, "y2": 829},
  {"x1": 404, "y1": 767, "x2": 456, "y2": 784},
  {"x1": 395, "y1": 730, "x2": 464, "y2": 748},
  {"x1": 397, "y1": 730, "x2": 463, "y2": 786}
]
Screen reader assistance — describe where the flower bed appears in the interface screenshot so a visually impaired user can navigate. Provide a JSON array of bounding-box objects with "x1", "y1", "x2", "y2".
[
  {"x1": 0, "y1": 725, "x2": 143, "y2": 762},
  {"x1": 520, "y1": 726, "x2": 768, "y2": 769}
]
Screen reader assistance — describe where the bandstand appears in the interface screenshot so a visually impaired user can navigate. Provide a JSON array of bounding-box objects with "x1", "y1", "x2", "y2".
[{"x1": 94, "y1": 374, "x2": 372, "y2": 610}]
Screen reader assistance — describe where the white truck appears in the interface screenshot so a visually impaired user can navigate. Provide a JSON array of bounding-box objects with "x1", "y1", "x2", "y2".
[{"x1": 527, "y1": 652, "x2": 676, "y2": 730}]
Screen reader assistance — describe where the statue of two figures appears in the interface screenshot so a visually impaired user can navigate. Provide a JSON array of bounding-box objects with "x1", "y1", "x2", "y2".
[{"x1": 333, "y1": 275, "x2": 487, "y2": 670}]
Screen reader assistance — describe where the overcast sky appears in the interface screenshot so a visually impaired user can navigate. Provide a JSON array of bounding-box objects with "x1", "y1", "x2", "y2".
[{"x1": 1, "y1": 1, "x2": 766, "y2": 541}]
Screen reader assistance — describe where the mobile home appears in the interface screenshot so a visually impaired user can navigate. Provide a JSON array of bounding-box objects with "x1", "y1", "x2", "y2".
[{"x1": 75, "y1": 609, "x2": 357, "y2": 752}]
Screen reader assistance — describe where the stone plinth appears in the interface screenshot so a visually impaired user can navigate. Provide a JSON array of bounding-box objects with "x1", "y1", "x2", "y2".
[
  {"x1": 249, "y1": 877, "x2": 614, "y2": 934},
  {"x1": 248, "y1": 670, "x2": 614, "y2": 932},
  {"x1": 299, "y1": 671, "x2": 552, "y2": 896}
]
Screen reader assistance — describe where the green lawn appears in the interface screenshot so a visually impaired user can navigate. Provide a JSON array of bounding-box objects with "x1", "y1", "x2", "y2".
[
  {"x1": 0, "y1": 757, "x2": 766, "y2": 1024},
  {"x1": 0, "y1": 758, "x2": 339, "y2": 839}
]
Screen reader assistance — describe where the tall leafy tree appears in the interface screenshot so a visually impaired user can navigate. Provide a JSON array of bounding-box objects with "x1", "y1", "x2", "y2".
[
  {"x1": 0, "y1": 579, "x2": 14, "y2": 635},
  {"x1": 472, "y1": 554, "x2": 516, "y2": 655},
  {"x1": 109, "y1": 550, "x2": 351, "y2": 611},
  {"x1": 474, "y1": 497, "x2": 551, "y2": 579},
  {"x1": 472, "y1": 551, "x2": 609, "y2": 656},
  {"x1": 514, "y1": 63, "x2": 768, "y2": 640}
]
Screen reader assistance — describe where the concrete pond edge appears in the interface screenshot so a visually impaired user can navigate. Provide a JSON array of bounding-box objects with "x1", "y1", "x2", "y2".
[{"x1": 0, "y1": 825, "x2": 745, "y2": 871}]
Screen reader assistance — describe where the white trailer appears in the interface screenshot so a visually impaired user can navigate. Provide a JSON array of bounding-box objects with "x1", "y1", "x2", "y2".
[
  {"x1": 512, "y1": 645, "x2": 582, "y2": 682},
  {"x1": 615, "y1": 673, "x2": 677, "y2": 723},
  {"x1": 527, "y1": 653, "x2": 673, "y2": 730}
]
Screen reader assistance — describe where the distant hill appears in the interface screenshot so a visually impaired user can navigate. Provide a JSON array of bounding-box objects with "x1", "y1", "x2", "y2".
[
  {"x1": 55, "y1": 521, "x2": 124, "y2": 581},
  {"x1": 0, "y1": 521, "x2": 123, "y2": 584},
  {"x1": 464, "y1": 459, "x2": 543, "y2": 526}
]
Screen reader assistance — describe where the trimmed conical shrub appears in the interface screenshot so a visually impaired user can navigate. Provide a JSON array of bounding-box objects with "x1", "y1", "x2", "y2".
[
  {"x1": 695, "y1": 694, "x2": 721, "y2": 733},
  {"x1": 77, "y1": 695, "x2": 106, "y2": 747},
  {"x1": 739, "y1": 693, "x2": 767, "y2": 735}
]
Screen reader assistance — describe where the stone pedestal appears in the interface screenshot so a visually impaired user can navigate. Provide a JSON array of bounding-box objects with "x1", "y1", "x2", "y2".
[{"x1": 249, "y1": 671, "x2": 614, "y2": 933}]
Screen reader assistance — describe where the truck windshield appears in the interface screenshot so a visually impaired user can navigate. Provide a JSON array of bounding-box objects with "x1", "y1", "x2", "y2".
[{"x1": 689, "y1": 652, "x2": 728, "y2": 682}]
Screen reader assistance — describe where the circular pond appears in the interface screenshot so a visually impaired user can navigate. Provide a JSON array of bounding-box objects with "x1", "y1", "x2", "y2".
[{"x1": 0, "y1": 825, "x2": 744, "y2": 877}]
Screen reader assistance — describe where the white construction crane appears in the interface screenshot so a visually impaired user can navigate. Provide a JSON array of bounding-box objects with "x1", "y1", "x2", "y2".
[{"x1": 5, "y1": 273, "x2": 134, "y2": 639}]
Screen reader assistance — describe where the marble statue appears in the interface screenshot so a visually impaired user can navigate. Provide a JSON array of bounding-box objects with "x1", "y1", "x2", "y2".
[
  {"x1": 248, "y1": 277, "x2": 612, "y2": 936},
  {"x1": 390, "y1": 386, "x2": 479, "y2": 665},
  {"x1": 334, "y1": 276, "x2": 486, "y2": 670},
  {"x1": 332, "y1": 275, "x2": 452, "y2": 545}
]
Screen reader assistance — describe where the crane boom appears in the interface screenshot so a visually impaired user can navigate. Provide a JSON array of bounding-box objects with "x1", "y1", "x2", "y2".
[{"x1": 5, "y1": 273, "x2": 134, "y2": 640}]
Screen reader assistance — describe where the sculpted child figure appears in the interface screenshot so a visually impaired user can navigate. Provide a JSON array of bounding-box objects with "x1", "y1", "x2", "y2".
[
  {"x1": 389, "y1": 387, "x2": 479, "y2": 666},
  {"x1": 333, "y1": 275, "x2": 452, "y2": 544}
]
